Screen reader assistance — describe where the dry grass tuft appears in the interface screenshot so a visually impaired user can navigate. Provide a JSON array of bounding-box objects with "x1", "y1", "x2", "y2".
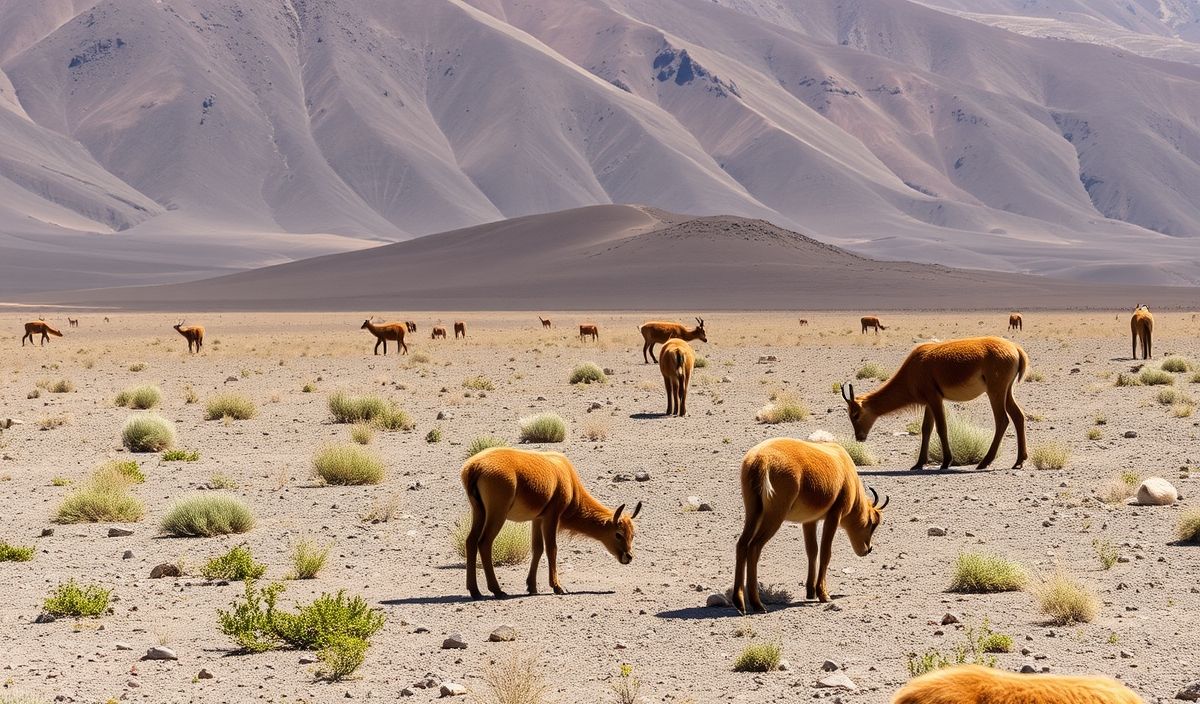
[
  {"x1": 160, "y1": 494, "x2": 255, "y2": 537},
  {"x1": 1029, "y1": 442, "x2": 1070, "y2": 470},
  {"x1": 948, "y1": 552, "x2": 1027, "y2": 593},
  {"x1": 313, "y1": 444, "x2": 385, "y2": 485},
  {"x1": 479, "y1": 653, "x2": 549, "y2": 704},
  {"x1": 205, "y1": 393, "x2": 257, "y2": 421},
  {"x1": 452, "y1": 516, "x2": 530, "y2": 566},
  {"x1": 755, "y1": 391, "x2": 809, "y2": 424},
  {"x1": 518, "y1": 412, "x2": 567, "y2": 443},
  {"x1": 1176, "y1": 508, "x2": 1200, "y2": 543},
  {"x1": 1033, "y1": 572, "x2": 1098, "y2": 624},
  {"x1": 121, "y1": 413, "x2": 175, "y2": 452},
  {"x1": 732, "y1": 642, "x2": 782, "y2": 672},
  {"x1": 927, "y1": 411, "x2": 990, "y2": 465},
  {"x1": 114, "y1": 384, "x2": 162, "y2": 409}
]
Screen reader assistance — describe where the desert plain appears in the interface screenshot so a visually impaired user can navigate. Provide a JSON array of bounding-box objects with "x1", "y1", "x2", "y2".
[{"x1": 0, "y1": 310, "x2": 1197, "y2": 704}]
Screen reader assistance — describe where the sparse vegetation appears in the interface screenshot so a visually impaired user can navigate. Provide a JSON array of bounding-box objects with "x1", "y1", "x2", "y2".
[
  {"x1": 755, "y1": 391, "x2": 809, "y2": 424},
  {"x1": 1161, "y1": 356, "x2": 1193, "y2": 373},
  {"x1": 38, "y1": 414, "x2": 69, "y2": 431},
  {"x1": 1092, "y1": 539, "x2": 1118, "y2": 570},
  {"x1": 948, "y1": 552, "x2": 1028, "y2": 593},
  {"x1": 425, "y1": 427, "x2": 443, "y2": 443},
  {"x1": 569, "y1": 362, "x2": 607, "y2": 385},
  {"x1": 95, "y1": 460, "x2": 144, "y2": 485},
  {"x1": 467, "y1": 435, "x2": 509, "y2": 458},
  {"x1": 1087, "y1": 428, "x2": 1102, "y2": 441},
  {"x1": 1033, "y1": 572, "x2": 1098, "y2": 624},
  {"x1": 205, "y1": 393, "x2": 257, "y2": 420},
  {"x1": 610, "y1": 664, "x2": 641, "y2": 704},
  {"x1": 480, "y1": 653, "x2": 549, "y2": 704},
  {"x1": 1114, "y1": 372, "x2": 1141, "y2": 387},
  {"x1": 1139, "y1": 367, "x2": 1174, "y2": 386},
  {"x1": 1030, "y1": 442, "x2": 1070, "y2": 470},
  {"x1": 518, "y1": 412, "x2": 567, "y2": 443},
  {"x1": 313, "y1": 444, "x2": 385, "y2": 485},
  {"x1": 114, "y1": 384, "x2": 162, "y2": 409},
  {"x1": 350, "y1": 423, "x2": 374, "y2": 445},
  {"x1": 43, "y1": 580, "x2": 110, "y2": 618},
  {"x1": 121, "y1": 413, "x2": 176, "y2": 452},
  {"x1": 162, "y1": 449, "x2": 200, "y2": 462},
  {"x1": 327, "y1": 391, "x2": 388, "y2": 424},
  {"x1": 732, "y1": 642, "x2": 782, "y2": 672},
  {"x1": 927, "y1": 411, "x2": 990, "y2": 466},
  {"x1": 201, "y1": 545, "x2": 266, "y2": 581},
  {"x1": 1176, "y1": 508, "x2": 1200, "y2": 543},
  {"x1": 55, "y1": 465, "x2": 146, "y2": 524},
  {"x1": 290, "y1": 540, "x2": 331, "y2": 579},
  {"x1": 128, "y1": 362, "x2": 148, "y2": 372},
  {"x1": 837, "y1": 438, "x2": 877, "y2": 466},
  {"x1": 906, "y1": 621, "x2": 1005, "y2": 676},
  {"x1": 0, "y1": 542, "x2": 34, "y2": 562},
  {"x1": 452, "y1": 515, "x2": 530, "y2": 566},
  {"x1": 581, "y1": 418, "x2": 610, "y2": 441},
  {"x1": 160, "y1": 494, "x2": 255, "y2": 537},
  {"x1": 39, "y1": 378, "x2": 75, "y2": 393},
  {"x1": 317, "y1": 634, "x2": 368, "y2": 682},
  {"x1": 693, "y1": 356, "x2": 708, "y2": 368},
  {"x1": 855, "y1": 362, "x2": 890, "y2": 381},
  {"x1": 463, "y1": 375, "x2": 495, "y2": 391},
  {"x1": 1025, "y1": 370, "x2": 1045, "y2": 382}
]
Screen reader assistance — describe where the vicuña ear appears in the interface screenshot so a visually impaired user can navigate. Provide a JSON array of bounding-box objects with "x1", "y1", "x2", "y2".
[
  {"x1": 612, "y1": 504, "x2": 625, "y2": 522},
  {"x1": 630, "y1": 501, "x2": 643, "y2": 519},
  {"x1": 841, "y1": 382, "x2": 854, "y2": 402}
]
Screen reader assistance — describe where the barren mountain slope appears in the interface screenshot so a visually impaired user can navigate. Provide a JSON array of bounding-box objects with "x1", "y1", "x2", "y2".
[{"x1": 2, "y1": 0, "x2": 1199, "y2": 291}]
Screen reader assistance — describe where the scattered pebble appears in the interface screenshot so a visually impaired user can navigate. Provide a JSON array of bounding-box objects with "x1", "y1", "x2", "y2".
[
  {"x1": 442, "y1": 634, "x2": 467, "y2": 650},
  {"x1": 142, "y1": 646, "x2": 177, "y2": 661}
]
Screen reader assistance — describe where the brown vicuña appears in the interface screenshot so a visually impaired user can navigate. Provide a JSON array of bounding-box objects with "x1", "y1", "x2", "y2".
[
  {"x1": 360, "y1": 319, "x2": 407, "y2": 355},
  {"x1": 842, "y1": 336, "x2": 1029, "y2": 470},
  {"x1": 539, "y1": 316, "x2": 552, "y2": 329},
  {"x1": 454, "y1": 321, "x2": 467, "y2": 339},
  {"x1": 891, "y1": 665, "x2": 1143, "y2": 704},
  {"x1": 1131, "y1": 304, "x2": 1153, "y2": 360},
  {"x1": 1008, "y1": 312, "x2": 1023, "y2": 331},
  {"x1": 173, "y1": 321, "x2": 205, "y2": 353},
  {"x1": 67, "y1": 317, "x2": 79, "y2": 328},
  {"x1": 798, "y1": 319, "x2": 809, "y2": 326},
  {"x1": 659, "y1": 338, "x2": 695, "y2": 417},
  {"x1": 431, "y1": 325, "x2": 447, "y2": 340},
  {"x1": 861, "y1": 316, "x2": 886, "y2": 334},
  {"x1": 579, "y1": 323, "x2": 599, "y2": 342},
  {"x1": 22, "y1": 320, "x2": 63, "y2": 346},
  {"x1": 639, "y1": 317, "x2": 706, "y2": 363},
  {"x1": 405, "y1": 321, "x2": 417, "y2": 333},
  {"x1": 460, "y1": 447, "x2": 641, "y2": 599},
  {"x1": 732, "y1": 437, "x2": 887, "y2": 612}
]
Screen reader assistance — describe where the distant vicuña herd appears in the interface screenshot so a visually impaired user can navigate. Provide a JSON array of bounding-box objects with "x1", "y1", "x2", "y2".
[{"x1": 12, "y1": 307, "x2": 1179, "y2": 698}]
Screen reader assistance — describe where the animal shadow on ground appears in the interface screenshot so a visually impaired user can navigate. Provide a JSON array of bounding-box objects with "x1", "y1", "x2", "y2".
[
  {"x1": 656, "y1": 597, "x2": 838, "y2": 620},
  {"x1": 856, "y1": 466, "x2": 992, "y2": 478},
  {"x1": 381, "y1": 589, "x2": 616, "y2": 607},
  {"x1": 629, "y1": 412, "x2": 673, "y2": 420}
]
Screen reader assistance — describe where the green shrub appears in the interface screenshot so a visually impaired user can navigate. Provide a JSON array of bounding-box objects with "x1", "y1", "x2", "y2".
[
  {"x1": 128, "y1": 362, "x2": 147, "y2": 372},
  {"x1": 1139, "y1": 367, "x2": 1174, "y2": 386},
  {"x1": 350, "y1": 423, "x2": 374, "y2": 445},
  {"x1": 1092, "y1": 539, "x2": 1118, "y2": 570},
  {"x1": 313, "y1": 444, "x2": 385, "y2": 485},
  {"x1": 927, "y1": 412, "x2": 990, "y2": 466},
  {"x1": 1034, "y1": 572, "x2": 1098, "y2": 624},
  {"x1": 694, "y1": 356, "x2": 708, "y2": 368},
  {"x1": 371, "y1": 405, "x2": 414, "y2": 431},
  {"x1": 1030, "y1": 442, "x2": 1070, "y2": 470},
  {"x1": 855, "y1": 362, "x2": 890, "y2": 381},
  {"x1": 43, "y1": 580, "x2": 110, "y2": 617},
  {"x1": 46, "y1": 379, "x2": 75, "y2": 393},
  {"x1": 162, "y1": 449, "x2": 200, "y2": 462},
  {"x1": 317, "y1": 635, "x2": 368, "y2": 681},
  {"x1": 425, "y1": 428, "x2": 443, "y2": 443},
  {"x1": 1161, "y1": 356, "x2": 1193, "y2": 373},
  {"x1": 95, "y1": 460, "x2": 144, "y2": 485},
  {"x1": 837, "y1": 438, "x2": 877, "y2": 466},
  {"x1": 1114, "y1": 372, "x2": 1141, "y2": 387},
  {"x1": 202, "y1": 545, "x2": 266, "y2": 581},
  {"x1": 452, "y1": 515, "x2": 530, "y2": 566},
  {"x1": 121, "y1": 413, "x2": 175, "y2": 452},
  {"x1": 1176, "y1": 508, "x2": 1200, "y2": 543},
  {"x1": 290, "y1": 540, "x2": 331, "y2": 580},
  {"x1": 205, "y1": 393, "x2": 257, "y2": 421},
  {"x1": 160, "y1": 494, "x2": 255, "y2": 537},
  {"x1": 302, "y1": 382, "x2": 317, "y2": 393},
  {"x1": 217, "y1": 580, "x2": 286, "y2": 653},
  {"x1": 114, "y1": 384, "x2": 162, "y2": 409},
  {"x1": 467, "y1": 435, "x2": 509, "y2": 458},
  {"x1": 272, "y1": 590, "x2": 386, "y2": 650},
  {"x1": 519, "y1": 412, "x2": 567, "y2": 443},
  {"x1": 0, "y1": 542, "x2": 34, "y2": 562},
  {"x1": 1191, "y1": 372, "x2": 1200, "y2": 384},
  {"x1": 732, "y1": 642, "x2": 781, "y2": 672},
  {"x1": 948, "y1": 552, "x2": 1027, "y2": 593},
  {"x1": 55, "y1": 483, "x2": 145, "y2": 524},
  {"x1": 906, "y1": 621, "x2": 1002, "y2": 676},
  {"x1": 463, "y1": 375, "x2": 495, "y2": 391},
  {"x1": 755, "y1": 391, "x2": 809, "y2": 424},
  {"x1": 328, "y1": 391, "x2": 389, "y2": 424},
  {"x1": 1087, "y1": 428, "x2": 1102, "y2": 441},
  {"x1": 569, "y1": 363, "x2": 607, "y2": 385}
]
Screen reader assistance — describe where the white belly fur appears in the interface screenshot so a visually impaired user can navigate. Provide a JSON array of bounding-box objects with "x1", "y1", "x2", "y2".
[{"x1": 942, "y1": 377, "x2": 987, "y2": 402}]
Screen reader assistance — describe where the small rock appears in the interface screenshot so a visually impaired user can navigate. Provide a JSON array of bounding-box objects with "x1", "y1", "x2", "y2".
[
  {"x1": 603, "y1": 368, "x2": 615, "y2": 375},
  {"x1": 697, "y1": 503, "x2": 714, "y2": 512},
  {"x1": 107, "y1": 527, "x2": 134, "y2": 537},
  {"x1": 441, "y1": 634, "x2": 467, "y2": 650},
  {"x1": 197, "y1": 668, "x2": 213, "y2": 680},
  {"x1": 587, "y1": 402, "x2": 603, "y2": 412},
  {"x1": 612, "y1": 474, "x2": 632, "y2": 483},
  {"x1": 122, "y1": 550, "x2": 134, "y2": 560},
  {"x1": 142, "y1": 646, "x2": 177, "y2": 661},
  {"x1": 928, "y1": 526, "x2": 947, "y2": 537},
  {"x1": 40, "y1": 528, "x2": 54, "y2": 537},
  {"x1": 778, "y1": 659, "x2": 791, "y2": 672},
  {"x1": 299, "y1": 654, "x2": 319, "y2": 664},
  {"x1": 821, "y1": 660, "x2": 840, "y2": 672},
  {"x1": 1020, "y1": 664, "x2": 1038, "y2": 673},
  {"x1": 1176, "y1": 681, "x2": 1200, "y2": 701},
  {"x1": 114, "y1": 642, "x2": 132, "y2": 651},
  {"x1": 439, "y1": 682, "x2": 467, "y2": 697},
  {"x1": 150, "y1": 563, "x2": 181, "y2": 579},
  {"x1": 816, "y1": 673, "x2": 857, "y2": 690},
  {"x1": 1135, "y1": 477, "x2": 1178, "y2": 505},
  {"x1": 1119, "y1": 650, "x2": 1133, "y2": 659},
  {"x1": 940, "y1": 613, "x2": 960, "y2": 625},
  {"x1": 634, "y1": 471, "x2": 651, "y2": 482},
  {"x1": 706, "y1": 593, "x2": 729, "y2": 608},
  {"x1": 400, "y1": 688, "x2": 414, "y2": 697},
  {"x1": 33, "y1": 613, "x2": 56, "y2": 624},
  {"x1": 489, "y1": 625, "x2": 517, "y2": 642},
  {"x1": 413, "y1": 625, "x2": 430, "y2": 633},
  {"x1": 225, "y1": 375, "x2": 239, "y2": 383}
]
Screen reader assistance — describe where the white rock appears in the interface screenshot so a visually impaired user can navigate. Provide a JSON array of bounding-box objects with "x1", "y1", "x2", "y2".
[
  {"x1": 1135, "y1": 477, "x2": 1177, "y2": 505},
  {"x1": 439, "y1": 682, "x2": 467, "y2": 697},
  {"x1": 1176, "y1": 680, "x2": 1200, "y2": 701},
  {"x1": 143, "y1": 646, "x2": 177, "y2": 661},
  {"x1": 816, "y1": 673, "x2": 857, "y2": 690}
]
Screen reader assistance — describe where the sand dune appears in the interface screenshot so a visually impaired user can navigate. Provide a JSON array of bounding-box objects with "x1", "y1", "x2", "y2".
[{"x1": 29, "y1": 206, "x2": 1197, "y2": 311}]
